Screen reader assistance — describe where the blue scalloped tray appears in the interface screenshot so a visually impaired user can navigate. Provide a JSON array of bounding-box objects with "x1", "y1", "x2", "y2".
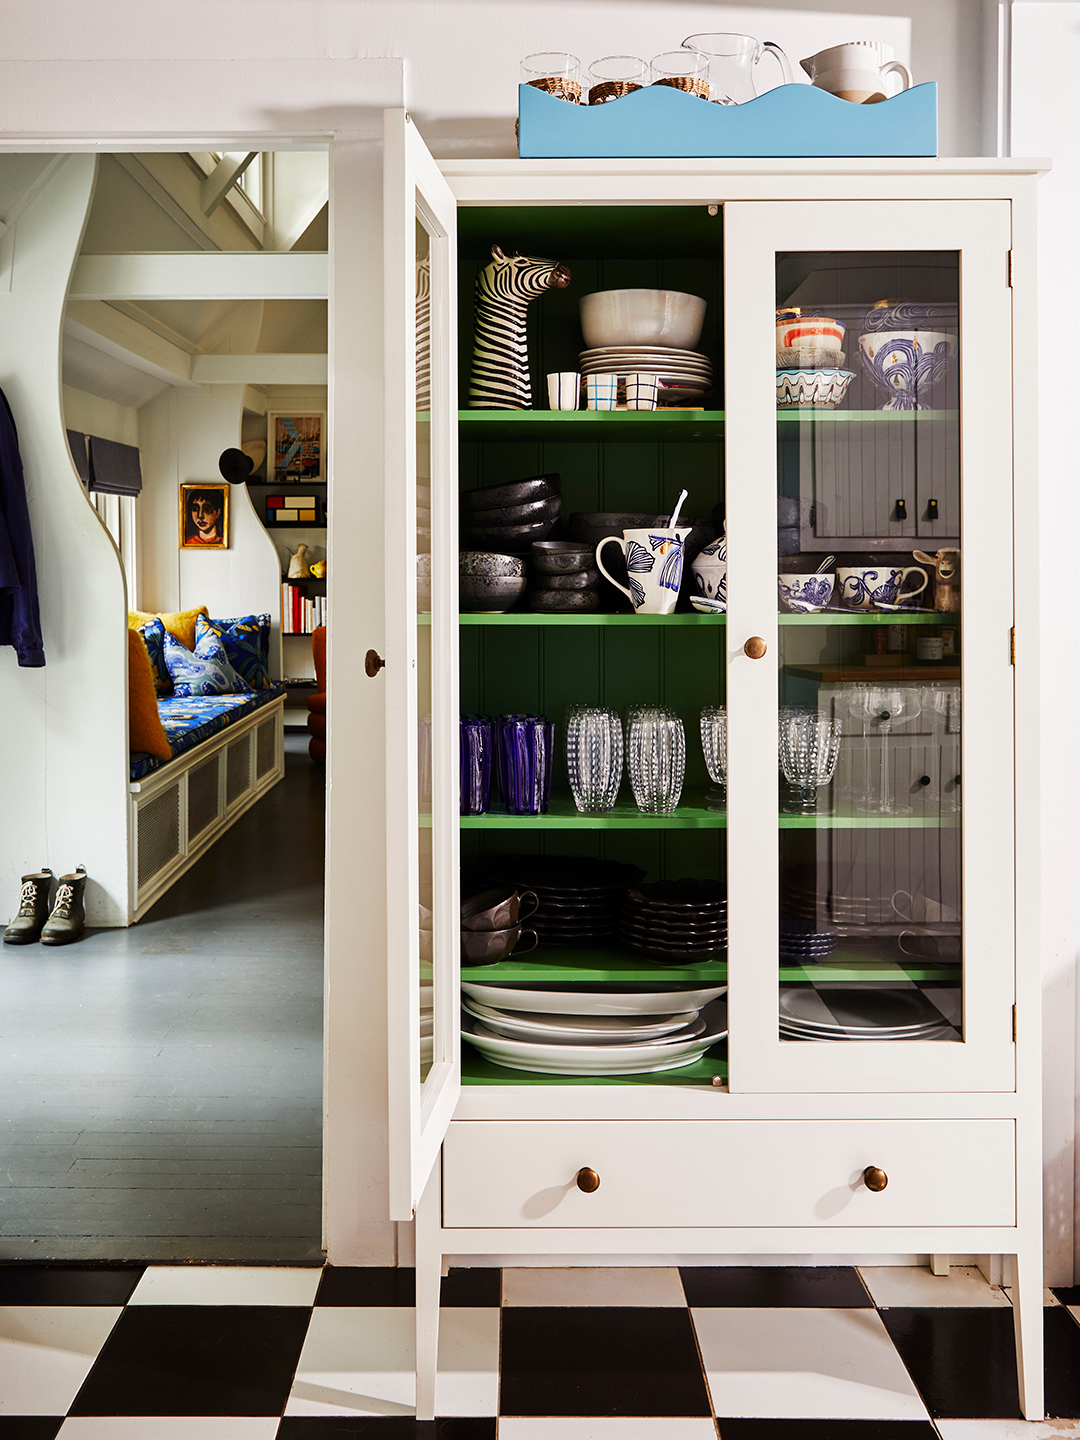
[{"x1": 518, "y1": 81, "x2": 937, "y2": 159}]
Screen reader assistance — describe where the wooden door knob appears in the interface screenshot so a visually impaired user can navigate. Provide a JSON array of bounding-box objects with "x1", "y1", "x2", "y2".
[
  {"x1": 863, "y1": 1166, "x2": 888, "y2": 1192},
  {"x1": 575, "y1": 1167, "x2": 600, "y2": 1193},
  {"x1": 365, "y1": 649, "x2": 386, "y2": 678},
  {"x1": 744, "y1": 636, "x2": 768, "y2": 660}
]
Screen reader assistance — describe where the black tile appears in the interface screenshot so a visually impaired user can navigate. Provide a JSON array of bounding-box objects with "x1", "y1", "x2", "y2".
[
  {"x1": 0, "y1": 1423, "x2": 65, "y2": 1440},
  {"x1": 69, "y1": 1304, "x2": 311, "y2": 1416},
  {"x1": 499, "y1": 1305, "x2": 711, "y2": 1416},
  {"x1": 278, "y1": 1421, "x2": 495, "y2": 1437},
  {"x1": 717, "y1": 1424, "x2": 937, "y2": 1439},
  {"x1": 315, "y1": 1267, "x2": 416, "y2": 1306},
  {"x1": 440, "y1": 1267, "x2": 501, "y2": 1307},
  {"x1": 0, "y1": 1265, "x2": 143, "y2": 1306},
  {"x1": 879, "y1": 1306, "x2": 1080, "y2": 1419},
  {"x1": 680, "y1": 1266, "x2": 871, "y2": 1309}
]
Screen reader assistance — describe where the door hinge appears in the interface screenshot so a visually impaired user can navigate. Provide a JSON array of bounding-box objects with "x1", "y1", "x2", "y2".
[
  {"x1": 1007, "y1": 250, "x2": 1014, "y2": 287},
  {"x1": 1010, "y1": 627, "x2": 1016, "y2": 665},
  {"x1": 1012, "y1": 1004, "x2": 1017, "y2": 1042}
]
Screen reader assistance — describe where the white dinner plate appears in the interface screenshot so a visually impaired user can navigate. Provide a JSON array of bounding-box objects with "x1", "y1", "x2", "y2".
[
  {"x1": 460, "y1": 980, "x2": 727, "y2": 1017},
  {"x1": 779, "y1": 1017, "x2": 951, "y2": 1037},
  {"x1": 580, "y1": 346, "x2": 710, "y2": 362},
  {"x1": 461, "y1": 998, "x2": 699, "y2": 1041},
  {"x1": 779, "y1": 986, "x2": 945, "y2": 1031},
  {"x1": 780, "y1": 1024, "x2": 957, "y2": 1043},
  {"x1": 462, "y1": 1000, "x2": 727, "y2": 1075},
  {"x1": 466, "y1": 1008, "x2": 706, "y2": 1047}
]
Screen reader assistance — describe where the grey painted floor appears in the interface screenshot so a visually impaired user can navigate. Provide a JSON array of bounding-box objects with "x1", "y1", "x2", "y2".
[{"x1": 0, "y1": 732, "x2": 324, "y2": 1264}]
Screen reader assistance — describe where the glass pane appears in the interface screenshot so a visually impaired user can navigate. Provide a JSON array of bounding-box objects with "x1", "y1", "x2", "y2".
[
  {"x1": 775, "y1": 253, "x2": 961, "y2": 1045},
  {"x1": 416, "y1": 213, "x2": 435, "y2": 1084}
]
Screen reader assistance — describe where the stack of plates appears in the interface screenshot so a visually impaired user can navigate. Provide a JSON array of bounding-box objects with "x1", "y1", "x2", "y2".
[
  {"x1": 618, "y1": 880, "x2": 727, "y2": 960},
  {"x1": 779, "y1": 986, "x2": 957, "y2": 1042},
  {"x1": 579, "y1": 346, "x2": 713, "y2": 403},
  {"x1": 470, "y1": 855, "x2": 645, "y2": 946},
  {"x1": 779, "y1": 919, "x2": 838, "y2": 962},
  {"x1": 781, "y1": 864, "x2": 887, "y2": 927},
  {"x1": 460, "y1": 981, "x2": 727, "y2": 1075}
]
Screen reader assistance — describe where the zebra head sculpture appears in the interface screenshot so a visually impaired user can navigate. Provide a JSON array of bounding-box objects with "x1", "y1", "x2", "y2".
[{"x1": 469, "y1": 244, "x2": 571, "y2": 410}]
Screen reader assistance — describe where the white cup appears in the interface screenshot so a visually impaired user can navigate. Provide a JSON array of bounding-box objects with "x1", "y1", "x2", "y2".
[
  {"x1": 586, "y1": 374, "x2": 619, "y2": 411},
  {"x1": 547, "y1": 371, "x2": 581, "y2": 410},
  {"x1": 800, "y1": 41, "x2": 912, "y2": 104},
  {"x1": 595, "y1": 526, "x2": 691, "y2": 615},
  {"x1": 624, "y1": 373, "x2": 659, "y2": 411}
]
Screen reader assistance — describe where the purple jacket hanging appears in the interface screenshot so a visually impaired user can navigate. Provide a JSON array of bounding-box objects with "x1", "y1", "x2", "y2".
[{"x1": 0, "y1": 388, "x2": 44, "y2": 667}]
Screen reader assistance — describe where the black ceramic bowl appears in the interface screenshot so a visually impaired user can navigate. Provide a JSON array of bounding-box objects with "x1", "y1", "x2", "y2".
[
  {"x1": 459, "y1": 551, "x2": 525, "y2": 578},
  {"x1": 531, "y1": 567, "x2": 601, "y2": 592},
  {"x1": 462, "y1": 517, "x2": 559, "y2": 552},
  {"x1": 529, "y1": 588, "x2": 601, "y2": 613},
  {"x1": 465, "y1": 494, "x2": 562, "y2": 527},
  {"x1": 461, "y1": 473, "x2": 561, "y2": 511},
  {"x1": 531, "y1": 540, "x2": 596, "y2": 574},
  {"x1": 460, "y1": 574, "x2": 527, "y2": 612}
]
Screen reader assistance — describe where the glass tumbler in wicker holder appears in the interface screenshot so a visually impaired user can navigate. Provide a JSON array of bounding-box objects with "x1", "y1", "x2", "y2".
[
  {"x1": 699, "y1": 705, "x2": 727, "y2": 812},
  {"x1": 626, "y1": 705, "x2": 685, "y2": 814},
  {"x1": 565, "y1": 705, "x2": 623, "y2": 812}
]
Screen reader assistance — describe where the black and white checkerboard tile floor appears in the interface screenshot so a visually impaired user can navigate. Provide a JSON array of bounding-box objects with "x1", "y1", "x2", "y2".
[{"x1": 2, "y1": 1263, "x2": 1080, "y2": 1436}]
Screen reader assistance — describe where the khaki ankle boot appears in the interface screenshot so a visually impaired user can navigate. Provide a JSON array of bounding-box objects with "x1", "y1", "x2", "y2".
[
  {"x1": 3, "y1": 869, "x2": 54, "y2": 944},
  {"x1": 40, "y1": 866, "x2": 87, "y2": 946}
]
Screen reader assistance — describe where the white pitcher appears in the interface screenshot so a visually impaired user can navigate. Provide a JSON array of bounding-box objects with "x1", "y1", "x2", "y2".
[{"x1": 800, "y1": 41, "x2": 912, "y2": 104}]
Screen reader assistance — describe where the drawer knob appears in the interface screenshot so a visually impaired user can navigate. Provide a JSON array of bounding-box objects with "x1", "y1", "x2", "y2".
[
  {"x1": 575, "y1": 1167, "x2": 601, "y2": 1193},
  {"x1": 744, "y1": 636, "x2": 768, "y2": 660},
  {"x1": 863, "y1": 1165, "x2": 889, "y2": 1192}
]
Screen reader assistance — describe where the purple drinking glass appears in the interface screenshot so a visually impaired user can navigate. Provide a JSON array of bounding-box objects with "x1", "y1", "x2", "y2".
[
  {"x1": 460, "y1": 714, "x2": 494, "y2": 815},
  {"x1": 499, "y1": 714, "x2": 554, "y2": 815}
]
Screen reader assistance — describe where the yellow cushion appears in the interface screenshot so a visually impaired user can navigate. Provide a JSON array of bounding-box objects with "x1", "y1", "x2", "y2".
[
  {"x1": 128, "y1": 629, "x2": 172, "y2": 762},
  {"x1": 128, "y1": 606, "x2": 208, "y2": 652}
]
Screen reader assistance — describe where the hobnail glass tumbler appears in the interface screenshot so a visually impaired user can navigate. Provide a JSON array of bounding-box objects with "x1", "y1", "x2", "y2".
[
  {"x1": 699, "y1": 706, "x2": 727, "y2": 812},
  {"x1": 499, "y1": 714, "x2": 555, "y2": 815},
  {"x1": 778, "y1": 709, "x2": 842, "y2": 815},
  {"x1": 626, "y1": 705, "x2": 685, "y2": 814},
  {"x1": 566, "y1": 705, "x2": 623, "y2": 812},
  {"x1": 460, "y1": 714, "x2": 494, "y2": 816}
]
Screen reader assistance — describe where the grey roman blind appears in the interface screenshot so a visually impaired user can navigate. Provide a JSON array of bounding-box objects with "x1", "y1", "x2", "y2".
[
  {"x1": 66, "y1": 430, "x2": 90, "y2": 486},
  {"x1": 87, "y1": 435, "x2": 143, "y2": 497}
]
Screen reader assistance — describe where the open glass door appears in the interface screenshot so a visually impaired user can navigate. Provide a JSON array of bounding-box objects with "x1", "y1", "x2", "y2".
[
  {"x1": 725, "y1": 200, "x2": 1015, "y2": 1094},
  {"x1": 384, "y1": 110, "x2": 459, "y2": 1217}
]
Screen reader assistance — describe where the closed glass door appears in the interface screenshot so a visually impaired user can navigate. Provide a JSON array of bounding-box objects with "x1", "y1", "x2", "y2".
[{"x1": 725, "y1": 201, "x2": 1015, "y2": 1093}]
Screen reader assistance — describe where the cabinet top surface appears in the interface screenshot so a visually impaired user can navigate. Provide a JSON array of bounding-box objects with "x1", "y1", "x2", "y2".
[{"x1": 439, "y1": 156, "x2": 1049, "y2": 179}]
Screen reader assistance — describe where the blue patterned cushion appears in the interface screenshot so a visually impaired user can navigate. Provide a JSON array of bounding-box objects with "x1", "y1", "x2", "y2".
[
  {"x1": 137, "y1": 618, "x2": 172, "y2": 697},
  {"x1": 162, "y1": 624, "x2": 251, "y2": 698},
  {"x1": 129, "y1": 686, "x2": 286, "y2": 780},
  {"x1": 201, "y1": 612, "x2": 273, "y2": 689}
]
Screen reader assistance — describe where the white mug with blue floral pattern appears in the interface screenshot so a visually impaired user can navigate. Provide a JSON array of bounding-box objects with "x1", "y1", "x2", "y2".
[
  {"x1": 595, "y1": 526, "x2": 691, "y2": 615},
  {"x1": 837, "y1": 564, "x2": 928, "y2": 611},
  {"x1": 778, "y1": 567, "x2": 835, "y2": 613}
]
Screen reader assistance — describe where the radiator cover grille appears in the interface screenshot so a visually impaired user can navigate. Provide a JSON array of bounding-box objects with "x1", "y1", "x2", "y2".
[
  {"x1": 255, "y1": 717, "x2": 276, "y2": 779},
  {"x1": 226, "y1": 733, "x2": 252, "y2": 805},
  {"x1": 187, "y1": 754, "x2": 221, "y2": 840},
  {"x1": 137, "y1": 786, "x2": 181, "y2": 888}
]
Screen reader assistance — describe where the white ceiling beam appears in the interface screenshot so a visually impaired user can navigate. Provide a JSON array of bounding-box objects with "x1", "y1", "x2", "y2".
[
  {"x1": 191, "y1": 354, "x2": 328, "y2": 385},
  {"x1": 64, "y1": 315, "x2": 197, "y2": 389},
  {"x1": 202, "y1": 151, "x2": 258, "y2": 218},
  {"x1": 69, "y1": 251, "x2": 328, "y2": 301}
]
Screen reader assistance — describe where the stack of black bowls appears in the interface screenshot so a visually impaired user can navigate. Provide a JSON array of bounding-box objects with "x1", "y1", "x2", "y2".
[
  {"x1": 618, "y1": 880, "x2": 728, "y2": 961},
  {"x1": 460, "y1": 474, "x2": 561, "y2": 553},
  {"x1": 529, "y1": 541, "x2": 602, "y2": 613}
]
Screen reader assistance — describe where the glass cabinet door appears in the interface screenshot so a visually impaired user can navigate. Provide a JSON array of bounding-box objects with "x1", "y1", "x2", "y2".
[
  {"x1": 384, "y1": 112, "x2": 460, "y2": 1218},
  {"x1": 725, "y1": 201, "x2": 1015, "y2": 1093}
]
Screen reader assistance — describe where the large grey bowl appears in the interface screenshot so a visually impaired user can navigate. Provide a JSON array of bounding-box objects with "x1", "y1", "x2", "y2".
[
  {"x1": 531, "y1": 540, "x2": 595, "y2": 574},
  {"x1": 460, "y1": 574, "x2": 527, "y2": 613},
  {"x1": 531, "y1": 567, "x2": 601, "y2": 592},
  {"x1": 529, "y1": 588, "x2": 601, "y2": 613},
  {"x1": 459, "y1": 551, "x2": 525, "y2": 578},
  {"x1": 580, "y1": 288, "x2": 707, "y2": 350},
  {"x1": 461, "y1": 473, "x2": 561, "y2": 511}
]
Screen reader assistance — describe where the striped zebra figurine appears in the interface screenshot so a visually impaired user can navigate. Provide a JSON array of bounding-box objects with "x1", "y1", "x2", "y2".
[{"x1": 469, "y1": 245, "x2": 571, "y2": 409}]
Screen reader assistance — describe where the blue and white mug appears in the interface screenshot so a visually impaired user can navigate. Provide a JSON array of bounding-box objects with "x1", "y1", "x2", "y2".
[
  {"x1": 595, "y1": 526, "x2": 690, "y2": 615},
  {"x1": 837, "y1": 564, "x2": 928, "y2": 611}
]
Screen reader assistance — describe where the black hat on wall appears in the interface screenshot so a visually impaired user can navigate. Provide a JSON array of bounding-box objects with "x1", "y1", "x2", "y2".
[{"x1": 218, "y1": 448, "x2": 254, "y2": 485}]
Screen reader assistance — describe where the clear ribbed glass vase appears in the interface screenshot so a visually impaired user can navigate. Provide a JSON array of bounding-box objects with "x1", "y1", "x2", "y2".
[
  {"x1": 565, "y1": 705, "x2": 623, "y2": 813},
  {"x1": 699, "y1": 706, "x2": 727, "y2": 812},
  {"x1": 626, "y1": 705, "x2": 685, "y2": 814}
]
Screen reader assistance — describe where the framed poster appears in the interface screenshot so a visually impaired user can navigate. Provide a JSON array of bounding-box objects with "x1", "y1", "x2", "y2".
[
  {"x1": 268, "y1": 411, "x2": 325, "y2": 483},
  {"x1": 179, "y1": 482, "x2": 229, "y2": 549}
]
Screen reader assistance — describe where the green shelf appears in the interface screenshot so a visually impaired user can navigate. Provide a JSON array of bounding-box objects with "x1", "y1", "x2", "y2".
[
  {"x1": 464, "y1": 947, "x2": 728, "y2": 984},
  {"x1": 458, "y1": 612, "x2": 724, "y2": 627},
  {"x1": 461, "y1": 1044, "x2": 728, "y2": 1086},
  {"x1": 778, "y1": 612, "x2": 945, "y2": 627},
  {"x1": 779, "y1": 955, "x2": 960, "y2": 983},
  {"x1": 460, "y1": 791, "x2": 726, "y2": 830},
  {"x1": 458, "y1": 410, "x2": 725, "y2": 440}
]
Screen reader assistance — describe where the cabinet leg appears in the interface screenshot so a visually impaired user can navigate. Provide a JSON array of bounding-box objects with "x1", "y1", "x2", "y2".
[
  {"x1": 414, "y1": 1173, "x2": 441, "y2": 1422},
  {"x1": 930, "y1": 1254, "x2": 950, "y2": 1277},
  {"x1": 1011, "y1": 1250, "x2": 1045, "y2": 1420}
]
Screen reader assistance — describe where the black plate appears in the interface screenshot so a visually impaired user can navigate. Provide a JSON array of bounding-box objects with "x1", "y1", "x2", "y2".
[{"x1": 631, "y1": 880, "x2": 728, "y2": 908}]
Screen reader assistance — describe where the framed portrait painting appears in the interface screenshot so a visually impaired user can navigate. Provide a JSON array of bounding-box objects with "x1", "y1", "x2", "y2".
[
  {"x1": 268, "y1": 411, "x2": 325, "y2": 484},
  {"x1": 179, "y1": 482, "x2": 229, "y2": 550}
]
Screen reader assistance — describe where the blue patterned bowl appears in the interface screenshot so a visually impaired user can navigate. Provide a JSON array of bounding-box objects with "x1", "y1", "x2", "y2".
[
  {"x1": 857, "y1": 330, "x2": 956, "y2": 411},
  {"x1": 778, "y1": 572, "x2": 835, "y2": 614}
]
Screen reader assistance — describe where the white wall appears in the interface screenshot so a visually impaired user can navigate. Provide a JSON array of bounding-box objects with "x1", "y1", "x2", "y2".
[{"x1": 61, "y1": 385, "x2": 139, "y2": 448}]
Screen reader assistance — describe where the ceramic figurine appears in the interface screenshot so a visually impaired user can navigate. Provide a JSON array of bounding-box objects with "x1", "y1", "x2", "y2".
[
  {"x1": 912, "y1": 548, "x2": 960, "y2": 612},
  {"x1": 468, "y1": 245, "x2": 571, "y2": 410},
  {"x1": 288, "y1": 543, "x2": 310, "y2": 579}
]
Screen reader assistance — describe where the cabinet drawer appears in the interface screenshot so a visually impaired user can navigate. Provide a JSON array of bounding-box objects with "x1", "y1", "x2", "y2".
[{"x1": 442, "y1": 1119, "x2": 1015, "y2": 1230}]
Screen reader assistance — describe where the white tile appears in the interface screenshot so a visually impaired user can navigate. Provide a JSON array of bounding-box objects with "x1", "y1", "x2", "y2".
[
  {"x1": 936, "y1": 1424, "x2": 1080, "y2": 1439},
  {"x1": 0, "y1": 1306, "x2": 121, "y2": 1415},
  {"x1": 692, "y1": 1306, "x2": 929, "y2": 1419},
  {"x1": 126, "y1": 1265, "x2": 320, "y2": 1307},
  {"x1": 859, "y1": 1266, "x2": 1010, "y2": 1308},
  {"x1": 58, "y1": 1421, "x2": 279, "y2": 1439},
  {"x1": 502, "y1": 1268, "x2": 685, "y2": 1308},
  {"x1": 498, "y1": 1421, "x2": 719, "y2": 1439},
  {"x1": 283, "y1": 1305, "x2": 499, "y2": 1418}
]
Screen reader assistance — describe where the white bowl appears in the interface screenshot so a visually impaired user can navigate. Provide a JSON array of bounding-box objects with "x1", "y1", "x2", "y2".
[
  {"x1": 580, "y1": 289, "x2": 707, "y2": 350},
  {"x1": 776, "y1": 368, "x2": 855, "y2": 409}
]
